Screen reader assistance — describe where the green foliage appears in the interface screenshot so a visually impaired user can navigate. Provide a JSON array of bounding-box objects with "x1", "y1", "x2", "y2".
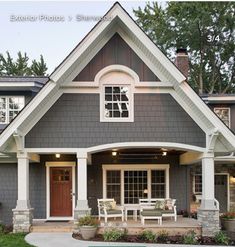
[
  {"x1": 0, "y1": 233, "x2": 35, "y2": 247},
  {"x1": 0, "y1": 51, "x2": 48, "y2": 76},
  {"x1": 214, "y1": 231, "x2": 230, "y2": 245},
  {"x1": 157, "y1": 230, "x2": 169, "y2": 242},
  {"x1": 0, "y1": 224, "x2": 4, "y2": 234},
  {"x1": 182, "y1": 230, "x2": 198, "y2": 245},
  {"x1": 134, "y1": 2, "x2": 235, "y2": 94},
  {"x1": 221, "y1": 212, "x2": 235, "y2": 220},
  {"x1": 77, "y1": 215, "x2": 99, "y2": 227},
  {"x1": 140, "y1": 230, "x2": 157, "y2": 242},
  {"x1": 103, "y1": 228, "x2": 126, "y2": 242}
]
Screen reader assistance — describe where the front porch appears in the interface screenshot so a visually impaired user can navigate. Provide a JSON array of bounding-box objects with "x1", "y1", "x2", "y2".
[
  {"x1": 31, "y1": 216, "x2": 201, "y2": 236},
  {"x1": 11, "y1": 143, "x2": 222, "y2": 236}
]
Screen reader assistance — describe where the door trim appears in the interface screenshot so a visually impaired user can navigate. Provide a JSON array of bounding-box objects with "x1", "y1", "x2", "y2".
[
  {"x1": 215, "y1": 173, "x2": 230, "y2": 212},
  {"x1": 46, "y1": 162, "x2": 76, "y2": 220}
]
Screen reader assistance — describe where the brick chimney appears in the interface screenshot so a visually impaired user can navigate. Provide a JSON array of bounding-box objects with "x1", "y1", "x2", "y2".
[{"x1": 175, "y1": 48, "x2": 189, "y2": 79}]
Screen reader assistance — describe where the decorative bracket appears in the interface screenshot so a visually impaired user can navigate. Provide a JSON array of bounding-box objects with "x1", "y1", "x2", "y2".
[
  {"x1": 13, "y1": 130, "x2": 25, "y2": 153},
  {"x1": 207, "y1": 128, "x2": 220, "y2": 153}
]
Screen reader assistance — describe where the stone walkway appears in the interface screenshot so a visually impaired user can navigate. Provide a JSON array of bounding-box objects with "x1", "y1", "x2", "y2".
[{"x1": 25, "y1": 232, "x2": 233, "y2": 247}]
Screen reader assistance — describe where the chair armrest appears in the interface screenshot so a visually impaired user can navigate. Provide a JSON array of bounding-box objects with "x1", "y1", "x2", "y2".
[
  {"x1": 115, "y1": 205, "x2": 124, "y2": 211},
  {"x1": 174, "y1": 205, "x2": 177, "y2": 214}
]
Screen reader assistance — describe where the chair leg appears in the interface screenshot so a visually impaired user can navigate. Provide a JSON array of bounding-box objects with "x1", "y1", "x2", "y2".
[
  {"x1": 174, "y1": 215, "x2": 177, "y2": 222},
  {"x1": 105, "y1": 217, "x2": 107, "y2": 223},
  {"x1": 122, "y1": 215, "x2": 124, "y2": 222},
  {"x1": 160, "y1": 218, "x2": 162, "y2": 225}
]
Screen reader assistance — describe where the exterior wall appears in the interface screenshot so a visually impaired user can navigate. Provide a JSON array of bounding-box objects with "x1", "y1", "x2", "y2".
[
  {"x1": 74, "y1": 33, "x2": 159, "y2": 82},
  {"x1": 0, "y1": 164, "x2": 17, "y2": 225},
  {"x1": 26, "y1": 93, "x2": 206, "y2": 148},
  {"x1": 88, "y1": 153, "x2": 190, "y2": 215}
]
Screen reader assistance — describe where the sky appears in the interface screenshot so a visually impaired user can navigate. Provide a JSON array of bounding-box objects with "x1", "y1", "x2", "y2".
[{"x1": 0, "y1": 1, "x2": 149, "y2": 73}]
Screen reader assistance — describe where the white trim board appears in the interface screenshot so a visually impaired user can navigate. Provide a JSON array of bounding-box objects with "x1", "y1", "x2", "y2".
[
  {"x1": 102, "y1": 164, "x2": 170, "y2": 205},
  {"x1": 45, "y1": 161, "x2": 76, "y2": 221}
]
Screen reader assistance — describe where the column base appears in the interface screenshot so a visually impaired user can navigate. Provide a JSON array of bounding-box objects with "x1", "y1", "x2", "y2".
[
  {"x1": 74, "y1": 200, "x2": 91, "y2": 225},
  {"x1": 198, "y1": 208, "x2": 220, "y2": 236},
  {"x1": 12, "y1": 208, "x2": 34, "y2": 233}
]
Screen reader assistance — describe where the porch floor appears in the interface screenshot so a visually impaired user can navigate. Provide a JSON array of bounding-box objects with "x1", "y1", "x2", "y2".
[{"x1": 31, "y1": 216, "x2": 201, "y2": 235}]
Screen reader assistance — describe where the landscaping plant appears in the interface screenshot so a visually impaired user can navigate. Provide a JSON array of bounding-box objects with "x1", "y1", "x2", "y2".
[
  {"x1": 157, "y1": 230, "x2": 169, "y2": 242},
  {"x1": 140, "y1": 230, "x2": 157, "y2": 242},
  {"x1": 103, "y1": 228, "x2": 126, "y2": 242},
  {"x1": 214, "y1": 231, "x2": 230, "y2": 245},
  {"x1": 182, "y1": 230, "x2": 198, "y2": 245},
  {"x1": 77, "y1": 215, "x2": 99, "y2": 227}
]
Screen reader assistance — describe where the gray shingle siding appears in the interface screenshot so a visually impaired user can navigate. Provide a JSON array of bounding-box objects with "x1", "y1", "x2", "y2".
[
  {"x1": 25, "y1": 93, "x2": 206, "y2": 148},
  {"x1": 0, "y1": 163, "x2": 46, "y2": 225}
]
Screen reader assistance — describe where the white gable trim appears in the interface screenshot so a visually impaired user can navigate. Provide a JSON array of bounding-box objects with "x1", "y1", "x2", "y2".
[{"x1": 0, "y1": 3, "x2": 235, "y2": 153}]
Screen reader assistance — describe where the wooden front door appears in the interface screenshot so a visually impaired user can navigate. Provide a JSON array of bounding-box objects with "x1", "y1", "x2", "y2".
[{"x1": 50, "y1": 167, "x2": 72, "y2": 217}]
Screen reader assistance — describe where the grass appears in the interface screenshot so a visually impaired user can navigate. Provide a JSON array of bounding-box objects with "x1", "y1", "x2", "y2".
[{"x1": 0, "y1": 233, "x2": 35, "y2": 247}]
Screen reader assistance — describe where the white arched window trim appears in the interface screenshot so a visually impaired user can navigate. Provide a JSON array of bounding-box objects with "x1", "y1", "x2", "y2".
[{"x1": 98, "y1": 65, "x2": 136, "y2": 122}]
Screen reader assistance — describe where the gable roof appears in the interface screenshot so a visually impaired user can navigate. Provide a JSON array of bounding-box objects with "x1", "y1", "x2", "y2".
[{"x1": 0, "y1": 2, "x2": 235, "y2": 153}]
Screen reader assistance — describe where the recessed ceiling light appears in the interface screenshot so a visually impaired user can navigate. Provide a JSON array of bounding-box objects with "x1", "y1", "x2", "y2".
[
  {"x1": 162, "y1": 151, "x2": 167, "y2": 156},
  {"x1": 55, "y1": 153, "x2": 60, "y2": 158},
  {"x1": 112, "y1": 151, "x2": 117, "y2": 156}
]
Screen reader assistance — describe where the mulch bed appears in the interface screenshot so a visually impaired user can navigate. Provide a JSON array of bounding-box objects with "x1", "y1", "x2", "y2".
[{"x1": 72, "y1": 233, "x2": 235, "y2": 245}]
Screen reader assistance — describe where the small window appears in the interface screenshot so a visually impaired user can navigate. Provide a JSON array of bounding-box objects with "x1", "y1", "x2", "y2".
[
  {"x1": 101, "y1": 85, "x2": 133, "y2": 122},
  {"x1": 0, "y1": 96, "x2": 24, "y2": 124},
  {"x1": 194, "y1": 174, "x2": 202, "y2": 194},
  {"x1": 214, "y1": 107, "x2": 230, "y2": 127}
]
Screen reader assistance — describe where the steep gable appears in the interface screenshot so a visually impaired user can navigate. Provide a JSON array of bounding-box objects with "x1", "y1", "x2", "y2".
[{"x1": 74, "y1": 33, "x2": 159, "y2": 82}]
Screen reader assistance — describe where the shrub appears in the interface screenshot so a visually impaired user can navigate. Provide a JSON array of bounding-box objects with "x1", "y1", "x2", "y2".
[
  {"x1": 157, "y1": 230, "x2": 169, "y2": 242},
  {"x1": 140, "y1": 230, "x2": 157, "y2": 242},
  {"x1": 103, "y1": 228, "x2": 126, "y2": 242},
  {"x1": 221, "y1": 212, "x2": 235, "y2": 220},
  {"x1": 214, "y1": 231, "x2": 230, "y2": 245},
  {"x1": 182, "y1": 230, "x2": 198, "y2": 245},
  {"x1": 0, "y1": 224, "x2": 4, "y2": 234},
  {"x1": 77, "y1": 215, "x2": 99, "y2": 227}
]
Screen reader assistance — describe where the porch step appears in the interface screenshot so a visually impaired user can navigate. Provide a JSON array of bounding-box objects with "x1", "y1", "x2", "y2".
[{"x1": 31, "y1": 221, "x2": 75, "y2": 233}]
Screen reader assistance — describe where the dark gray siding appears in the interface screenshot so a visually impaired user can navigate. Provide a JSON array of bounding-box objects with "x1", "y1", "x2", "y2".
[
  {"x1": 26, "y1": 93, "x2": 206, "y2": 148},
  {"x1": 88, "y1": 154, "x2": 190, "y2": 215},
  {"x1": 0, "y1": 164, "x2": 17, "y2": 225},
  {"x1": 29, "y1": 163, "x2": 46, "y2": 219}
]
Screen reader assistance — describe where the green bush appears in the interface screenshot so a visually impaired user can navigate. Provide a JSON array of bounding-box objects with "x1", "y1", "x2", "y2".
[
  {"x1": 77, "y1": 215, "x2": 98, "y2": 227},
  {"x1": 157, "y1": 230, "x2": 169, "y2": 242},
  {"x1": 0, "y1": 223, "x2": 4, "y2": 234},
  {"x1": 182, "y1": 230, "x2": 198, "y2": 245},
  {"x1": 103, "y1": 228, "x2": 126, "y2": 242},
  {"x1": 214, "y1": 231, "x2": 230, "y2": 245},
  {"x1": 140, "y1": 230, "x2": 157, "y2": 242}
]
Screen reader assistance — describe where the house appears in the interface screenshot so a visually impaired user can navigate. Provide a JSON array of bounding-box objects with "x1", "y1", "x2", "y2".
[{"x1": 0, "y1": 2, "x2": 235, "y2": 237}]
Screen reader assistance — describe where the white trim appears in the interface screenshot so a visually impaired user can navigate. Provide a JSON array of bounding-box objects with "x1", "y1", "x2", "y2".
[
  {"x1": 102, "y1": 164, "x2": 170, "y2": 205},
  {"x1": 214, "y1": 107, "x2": 231, "y2": 128},
  {"x1": 0, "y1": 82, "x2": 43, "y2": 88},
  {"x1": 203, "y1": 96, "x2": 235, "y2": 102},
  {"x1": 45, "y1": 161, "x2": 76, "y2": 220}
]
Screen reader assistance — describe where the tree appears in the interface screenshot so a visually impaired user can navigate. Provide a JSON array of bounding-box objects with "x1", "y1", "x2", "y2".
[
  {"x1": 0, "y1": 51, "x2": 48, "y2": 76},
  {"x1": 134, "y1": 2, "x2": 235, "y2": 94}
]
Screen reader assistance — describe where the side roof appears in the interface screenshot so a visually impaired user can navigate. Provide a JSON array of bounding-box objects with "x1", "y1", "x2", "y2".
[{"x1": 0, "y1": 2, "x2": 235, "y2": 153}]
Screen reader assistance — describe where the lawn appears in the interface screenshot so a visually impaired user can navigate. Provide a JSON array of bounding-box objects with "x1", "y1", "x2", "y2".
[{"x1": 0, "y1": 233, "x2": 35, "y2": 247}]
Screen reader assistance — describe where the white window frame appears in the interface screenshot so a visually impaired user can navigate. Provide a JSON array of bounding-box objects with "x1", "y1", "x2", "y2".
[
  {"x1": 100, "y1": 84, "x2": 134, "y2": 122},
  {"x1": 0, "y1": 96, "x2": 25, "y2": 124},
  {"x1": 193, "y1": 174, "x2": 202, "y2": 195},
  {"x1": 214, "y1": 107, "x2": 231, "y2": 128},
  {"x1": 102, "y1": 164, "x2": 170, "y2": 205}
]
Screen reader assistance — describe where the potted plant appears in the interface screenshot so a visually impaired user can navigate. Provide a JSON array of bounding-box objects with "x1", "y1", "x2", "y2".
[
  {"x1": 78, "y1": 215, "x2": 99, "y2": 240},
  {"x1": 221, "y1": 212, "x2": 235, "y2": 232}
]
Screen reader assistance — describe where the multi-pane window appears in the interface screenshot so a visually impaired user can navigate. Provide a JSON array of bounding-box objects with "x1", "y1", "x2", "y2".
[
  {"x1": 214, "y1": 108, "x2": 230, "y2": 127},
  {"x1": 124, "y1": 171, "x2": 148, "y2": 204},
  {"x1": 151, "y1": 170, "x2": 166, "y2": 198},
  {"x1": 106, "y1": 170, "x2": 121, "y2": 204},
  {"x1": 104, "y1": 86, "x2": 130, "y2": 120},
  {"x1": 0, "y1": 96, "x2": 24, "y2": 124},
  {"x1": 194, "y1": 175, "x2": 202, "y2": 194}
]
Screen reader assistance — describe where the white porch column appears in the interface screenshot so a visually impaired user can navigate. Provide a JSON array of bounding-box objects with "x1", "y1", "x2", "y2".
[
  {"x1": 198, "y1": 152, "x2": 220, "y2": 236},
  {"x1": 200, "y1": 154, "x2": 216, "y2": 210},
  {"x1": 13, "y1": 152, "x2": 33, "y2": 233},
  {"x1": 74, "y1": 150, "x2": 90, "y2": 222}
]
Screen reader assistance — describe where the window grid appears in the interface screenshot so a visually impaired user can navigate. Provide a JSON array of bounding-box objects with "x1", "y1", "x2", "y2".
[
  {"x1": 151, "y1": 170, "x2": 166, "y2": 198},
  {"x1": 104, "y1": 86, "x2": 130, "y2": 119},
  {"x1": 194, "y1": 174, "x2": 202, "y2": 194},
  {"x1": 106, "y1": 170, "x2": 121, "y2": 204},
  {"x1": 214, "y1": 107, "x2": 230, "y2": 127},
  {"x1": 0, "y1": 96, "x2": 24, "y2": 124},
  {"x1": 124, "y1": 170, "x2": 148, "y2": 204}
]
